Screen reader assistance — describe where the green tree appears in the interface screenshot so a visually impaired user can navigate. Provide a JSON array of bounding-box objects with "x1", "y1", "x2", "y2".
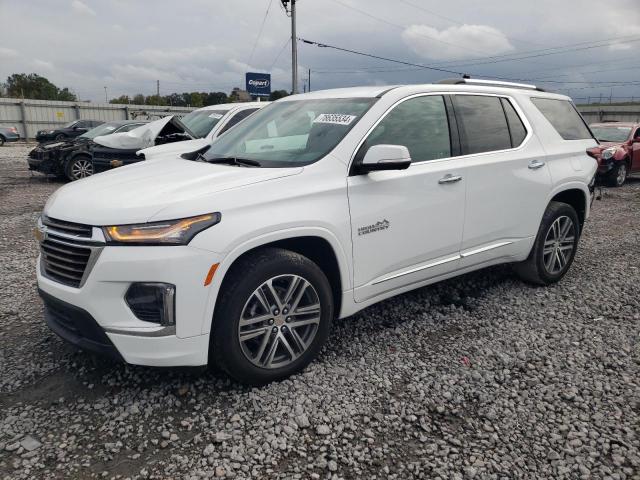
[
  {"x1": 165, "y1": 93, "x2": 186, "y2": 106},
  {"x1": 145, "y1": 94, "x2": 166, "y2": 106},
  {"x1": 132, "y1": 94, "x2": 146, "y2": 105},
  {"x1": 189, "y1": 92, "x2": 204, "y2": 107},
  {"x1": 204, "y1": 91, "x2": 228, "y2": 106},
  {"x1": 269, "y1": 90, "x2": 289, "y2": 101},
  {"x1": 4, "y1": 73, "x2": 77, "y2": 101},
  {"x1": 109, "y1": 95, "x2": 131, "y2": 104}
]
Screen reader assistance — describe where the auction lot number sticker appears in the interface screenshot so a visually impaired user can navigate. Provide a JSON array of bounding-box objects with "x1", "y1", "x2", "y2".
[{"x1": 313, "y1": 113, "x2": 357, "y2": 126}]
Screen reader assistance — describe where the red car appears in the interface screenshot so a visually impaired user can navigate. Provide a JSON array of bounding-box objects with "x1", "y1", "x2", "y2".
[{"x1": 589, "y1": 122, "x2": 640, "y2": 187}]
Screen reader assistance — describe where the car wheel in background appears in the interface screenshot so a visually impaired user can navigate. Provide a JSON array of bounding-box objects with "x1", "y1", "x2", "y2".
[
  {"x1": 66, "y1": 156, "x2": 94, "y2": 181},
  {"x1": 515, "y1": 201, "x2": 580, "y2": 285},
  {"x1": 0, "y1": 136, "x2": 5, "y2": 147},
  {"x1": 211, "y1": 247, "x2": 333, "y2": 385},
  {"x1": 606, "y1": 161, "x2": 628, "y2": 188},
  {"x1": 54, "y1": 134, "x2": 65, "y2": 141}
]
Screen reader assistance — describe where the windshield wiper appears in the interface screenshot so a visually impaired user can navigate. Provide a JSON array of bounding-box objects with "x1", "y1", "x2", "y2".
[{"x1": 207, "y1": 157, "x2": 262, "y2": 167}]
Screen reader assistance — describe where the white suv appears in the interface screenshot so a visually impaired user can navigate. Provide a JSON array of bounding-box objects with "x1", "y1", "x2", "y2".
[
  {"x1": 138, "y1": 102, "x2": 267, "y2": 161},
  {"x1": 36, "y1": 79, "x2": 597, "y2": 385}
]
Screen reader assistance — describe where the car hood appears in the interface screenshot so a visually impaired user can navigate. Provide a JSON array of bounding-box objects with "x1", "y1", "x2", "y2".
[
  {"x1": 92, "y1": 116, "x2": 194, "y2": 150},
  {"x1": 44, "y1": 158, "x2": 303, "y2": 225},
  {"x1": 138, "y1": 138, "x2": 210, "y2": 161}
]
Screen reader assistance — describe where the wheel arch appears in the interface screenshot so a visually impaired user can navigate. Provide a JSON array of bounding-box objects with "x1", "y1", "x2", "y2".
[
  {"x1": 201, "y1": 228, "x2": 351, "y2": 335},
  {"x1": 548, "y1": 185, "x2": 589, "y2": 229}
]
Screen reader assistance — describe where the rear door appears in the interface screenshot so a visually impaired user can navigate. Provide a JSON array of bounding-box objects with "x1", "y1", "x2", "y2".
[
  {"x1": 452, "y1": 94, "x2": 552, "y2": 268},
  {"x1": 348, "y1": 94, "x2": 467, "y2": 302}
]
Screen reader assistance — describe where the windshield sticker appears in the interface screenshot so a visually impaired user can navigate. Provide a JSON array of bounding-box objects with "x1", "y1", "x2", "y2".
[
  {"x1": 313, "y1": 113, "x2": 357, "y2": 126},
  {"x1": 209, "y1": 113, "x2": 224, "y2": 119}
]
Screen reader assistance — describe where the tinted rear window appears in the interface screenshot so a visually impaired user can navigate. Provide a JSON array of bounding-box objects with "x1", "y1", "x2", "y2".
[
  {"x1": 531, "y1": 98, "x2": 592, "y2": 140},
  {"x1": 452, "y1": 95, "x2": 511, "y2": 155}
]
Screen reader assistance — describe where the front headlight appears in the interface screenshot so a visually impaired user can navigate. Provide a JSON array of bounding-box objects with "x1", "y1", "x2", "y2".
[
  {"x1": 103, "y1": 213, "x2": 221, "y2": 245},
  {"x1": 601, "y1": 147, "x2": 616, "y2": 160}
]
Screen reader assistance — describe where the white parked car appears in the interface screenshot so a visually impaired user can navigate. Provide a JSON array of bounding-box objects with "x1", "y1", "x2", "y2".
[
  {"x1": 138, "y1": 102, "x2": 267, "y2": 161},
  {"x1": 36, "y1": 79, "x2": 597, "y2": 385}
]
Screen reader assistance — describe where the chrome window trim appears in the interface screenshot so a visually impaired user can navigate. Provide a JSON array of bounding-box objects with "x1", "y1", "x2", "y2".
[{"x1": 348, "y1": 91, "x2": 533, "y2": 171}]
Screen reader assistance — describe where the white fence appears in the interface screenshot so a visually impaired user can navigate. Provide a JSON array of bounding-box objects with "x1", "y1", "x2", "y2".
[
  {"x1": 578, "y1": 105, "x2": 640, "y2": 124},
  {"x1": 0, "y1": 98, "x2": 196, "y2": 139}
]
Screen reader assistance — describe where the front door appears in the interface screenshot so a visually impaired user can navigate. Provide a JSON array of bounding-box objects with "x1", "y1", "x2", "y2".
[{"x1": 347, "y1": 95, "x2": 466, "y2": 302}]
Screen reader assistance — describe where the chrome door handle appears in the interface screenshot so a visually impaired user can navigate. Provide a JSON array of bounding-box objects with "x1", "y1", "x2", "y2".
[
  {"x1": 438, "y1": 174, "x2": 462, "y2": 184},
  {"x1": 528, "y1": 160, "x2": 546, "y2": 170}
]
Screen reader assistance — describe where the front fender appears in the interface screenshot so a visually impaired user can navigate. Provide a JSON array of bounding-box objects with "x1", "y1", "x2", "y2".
[{"x1": 197, "y1": 226, "x2": 352, "y2": 335}]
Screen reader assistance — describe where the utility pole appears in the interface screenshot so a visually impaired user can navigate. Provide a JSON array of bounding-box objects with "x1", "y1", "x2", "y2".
[
  {"x1": 308, "y1": 68, "x2": 311, "y2": 92},
  {"x1": 157, "y1": 80, "x2": 160, "y2": 105},
  {"x1": 104, "y1": 86, "x2": 108, "y2": 103},
  {"x1": 281, "y1": 0, "x2": 298, "y2": 94}
]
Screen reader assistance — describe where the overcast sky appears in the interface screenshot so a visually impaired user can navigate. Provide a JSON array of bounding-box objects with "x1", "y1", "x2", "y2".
[{"x1": 1, "y1": 0, "x2": 639, "y2": 103}]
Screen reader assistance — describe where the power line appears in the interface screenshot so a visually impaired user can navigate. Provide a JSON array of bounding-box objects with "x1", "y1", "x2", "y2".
[
  {"x1": 299, "y1": 37, "x2": 466, "y2": 76},
  {"x1": 269, "y1": 37, "x2": 291, "y2": 70},
  {"x1": 247, "y1": 0, "x2": 274, "y2": 68},
  {"x1": 431, "y1": 35, "x2": 640, "y2": 68},
  {"x1": 299, "y1": 37, "x2": 640, "y2": 92}
]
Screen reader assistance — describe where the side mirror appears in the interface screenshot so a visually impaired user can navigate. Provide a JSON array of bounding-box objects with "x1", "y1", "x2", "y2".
[{"x1": 358, "y1": 144, "x2": 411, "y2": 173}]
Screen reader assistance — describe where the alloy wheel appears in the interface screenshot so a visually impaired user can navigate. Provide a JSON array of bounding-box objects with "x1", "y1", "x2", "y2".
[
  {"x1": 71, "y1": 158, "x2": 93, "y2": 180},
  {"x1": 542, "y1": 215, "x2": 575, "y2": 275},
  {"x1": 238, "y1": 274, "x2": 321, "y2": 369},
  {"x1": 617, "y1": 163, "x2": 627, "y2": 186}
]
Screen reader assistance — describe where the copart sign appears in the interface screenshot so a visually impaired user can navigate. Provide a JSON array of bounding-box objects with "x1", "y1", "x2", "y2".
[{"x1": 246, "y1": 72, "x2": 271, "y2": 97}]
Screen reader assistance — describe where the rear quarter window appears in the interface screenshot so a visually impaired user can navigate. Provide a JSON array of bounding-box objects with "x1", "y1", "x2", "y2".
[{"x1": 531, "y1": 98, "x2": 592, "y2": 140}]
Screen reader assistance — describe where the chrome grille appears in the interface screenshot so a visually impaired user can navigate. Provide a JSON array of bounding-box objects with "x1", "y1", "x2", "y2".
[
  {"x1": 43, "y1": 216, "x2": 92, "y2": 238},
  {"x1": 41, "y1": 234, "x2": 92, "y2": 287}
]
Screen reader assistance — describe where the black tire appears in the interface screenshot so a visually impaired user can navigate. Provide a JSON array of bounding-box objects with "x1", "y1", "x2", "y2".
[
  {"x1": 515, "y1": 201, "x2": 580, "y2": 285},
  {"x1": 606, "y1": 161, "x2": 628, "y2": 187},
  {"x1": 65, "y1": 155, "x2": 94, "y2": 181},
  {"x1": 54, "y1": 133, "x2": 66, "y2": 141},
  {"x1": 0, "y1": 135, "x2": 5, "y2": 147},
  {"x1": 211, "y1": 247, "x2": 333, "y2": 385}
]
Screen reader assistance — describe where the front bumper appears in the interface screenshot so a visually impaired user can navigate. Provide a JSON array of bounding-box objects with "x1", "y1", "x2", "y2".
[
  {"x1": 37, "y1": 244, "x2": 221, "y2": 366},
  {"x1": 40, "y1": 289, "x2": 124, "y2": 361}
]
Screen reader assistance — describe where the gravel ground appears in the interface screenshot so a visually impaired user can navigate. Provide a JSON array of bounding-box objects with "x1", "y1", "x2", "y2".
[{"x1": 0, "y1": 142, "x2": 639, "y2": 480}]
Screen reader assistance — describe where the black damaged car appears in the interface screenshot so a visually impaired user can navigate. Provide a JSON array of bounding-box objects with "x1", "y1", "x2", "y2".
[
  {"x1": 28, "y1": 120, "x2": 147, "y2": 181},
  {"x1": 35, "y1": 119, "x2": 104, "y2": 143}
]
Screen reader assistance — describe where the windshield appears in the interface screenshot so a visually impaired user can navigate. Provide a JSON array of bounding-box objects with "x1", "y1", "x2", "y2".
[
  {"x1": 203, "y1": 98, "x2": 376, "y2": 167},
  {"x1": 63, "y1": 121, "x2": 78, "y2": 128},
  {"x1": 591, "y1": 126, "x2": 631, "y2": 143},
  {"x1": 80, "y1": 122, "x2": 119, "y2": 139},
  {"x1": 180, "y1": 110, "x2": 228, "y2": 138}
]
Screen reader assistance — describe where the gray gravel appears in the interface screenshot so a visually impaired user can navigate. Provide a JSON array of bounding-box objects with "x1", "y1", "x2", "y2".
[{"x1": 1, "y1": 142, "x2": 639, "y2": 479}]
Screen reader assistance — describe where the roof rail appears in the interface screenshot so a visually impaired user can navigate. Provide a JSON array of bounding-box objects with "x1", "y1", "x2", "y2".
[{"x1": 437, "y1": 77, "x2": 545, "y2": 92}]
